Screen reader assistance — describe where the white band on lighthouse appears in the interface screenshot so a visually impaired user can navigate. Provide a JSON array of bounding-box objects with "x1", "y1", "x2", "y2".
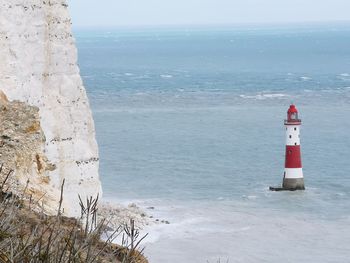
[
  {"x1": 285, "y1": 125, "x2": 300, "y2": 146},
  {"x1": 284, "y1": 168, "x2": 303, "y2": 179}
]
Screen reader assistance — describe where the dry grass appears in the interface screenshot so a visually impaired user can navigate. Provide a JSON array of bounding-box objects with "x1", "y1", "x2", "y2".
[{"x1": 0, "y1": 166, "x2": 148, "y2": 263}]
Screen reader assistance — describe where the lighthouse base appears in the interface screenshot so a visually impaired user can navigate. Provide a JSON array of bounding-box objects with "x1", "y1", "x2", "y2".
[
  {"x1": 283, "y1": 178, "x2": 305, "y2": 190},
  {"x1": 269, "y1": 178, "x2": 305, "y2": 191}
]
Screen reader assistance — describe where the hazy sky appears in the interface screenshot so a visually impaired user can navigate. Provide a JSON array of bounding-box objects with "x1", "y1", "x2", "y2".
[{"x1": 68, "y1": 0, "x2": 350, "y2": 28}]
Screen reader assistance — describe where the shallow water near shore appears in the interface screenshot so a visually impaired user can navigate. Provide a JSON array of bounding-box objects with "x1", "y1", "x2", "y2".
[{"x1": 76, "y1": 24, "x2": 350, "y2": 262}]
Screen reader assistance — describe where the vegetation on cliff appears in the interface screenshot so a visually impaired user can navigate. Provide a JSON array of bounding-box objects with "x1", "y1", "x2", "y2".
[{"x1": 0, "y1": 171, "x2": 148, "y2": 263}]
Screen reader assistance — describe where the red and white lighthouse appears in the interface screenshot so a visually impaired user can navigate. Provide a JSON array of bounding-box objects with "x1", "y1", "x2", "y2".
[
  {"x1": 270, "y1": 104, "x2": 305, "y2": 191},
  {"x1": 283, "y1": 104, "x2": 305, "y2": 190}
]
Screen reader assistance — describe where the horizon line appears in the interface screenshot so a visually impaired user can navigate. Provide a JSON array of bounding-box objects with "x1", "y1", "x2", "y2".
[{"x1": 71, "y1": 20, "x2": 350, "y2": 31}]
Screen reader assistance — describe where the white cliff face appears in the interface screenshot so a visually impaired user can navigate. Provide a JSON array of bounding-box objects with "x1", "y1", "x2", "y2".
[{"x1": 0, "y1": 0, "x2": 102, "y2": 216}]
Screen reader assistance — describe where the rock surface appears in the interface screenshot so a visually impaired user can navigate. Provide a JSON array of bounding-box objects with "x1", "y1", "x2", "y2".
[
  {"x1": 0, "y1": 92, "x2": 60, "y2": 213},
  {"x1": 0, "y1": 0, "x2": 101, "y2": 216}
]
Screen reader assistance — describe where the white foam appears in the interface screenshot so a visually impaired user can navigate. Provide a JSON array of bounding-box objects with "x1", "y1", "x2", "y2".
[
  {"x1": 160, "y1": 74, "x2": 173, "y2": 79},
  {"x1": 338, "y1": 73, "x2": 350, "y2": 81},
  {"x1": 300, "y1": 76, "x2": 312, "y2": 81},
  {"x1": 239, "y1": 93, "x2": 288, "y2": 100},
  {"x1": 263, "y1": 93, "x2": 288, "y2": 98}
]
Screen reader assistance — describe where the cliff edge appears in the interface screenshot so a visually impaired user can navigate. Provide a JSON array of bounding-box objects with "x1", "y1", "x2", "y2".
[{"x1": 0, "y1": 0, "x2": 101, "y2": 216}]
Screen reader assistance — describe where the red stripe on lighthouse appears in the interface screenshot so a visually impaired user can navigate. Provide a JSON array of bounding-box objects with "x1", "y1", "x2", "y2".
[{"x1": 285, "y1": 145, "x2": 302, "y2": 168}]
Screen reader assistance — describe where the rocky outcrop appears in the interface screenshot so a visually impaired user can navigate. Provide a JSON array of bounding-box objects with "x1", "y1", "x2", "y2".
[
  {"x1": 0, "y1": 0, "x2": 101, "y2": 216},
  {"x1": 0, "y1": 91, "x2": 60, "y2": 213}
]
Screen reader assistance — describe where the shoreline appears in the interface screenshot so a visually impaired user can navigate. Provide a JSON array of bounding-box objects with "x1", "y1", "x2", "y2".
[
  {"x1": 98, "y1": 198, "x2": 172, "y2": 237},
  {"x1": 102, "y1": 197, "x2": 350, "y2": 263}
]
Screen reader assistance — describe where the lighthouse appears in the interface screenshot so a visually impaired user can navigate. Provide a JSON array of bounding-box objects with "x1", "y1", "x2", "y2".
[{"x1": 270, "y1": 104, "x2": 305, "y2": 191}]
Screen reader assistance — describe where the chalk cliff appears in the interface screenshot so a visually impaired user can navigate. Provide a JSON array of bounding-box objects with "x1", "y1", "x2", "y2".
[{"x1": 0, "y1": 0, "x2": 101, "y2": 216}]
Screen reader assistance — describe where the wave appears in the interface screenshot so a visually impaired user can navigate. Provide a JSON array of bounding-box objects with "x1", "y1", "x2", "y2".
[
  {"x1": 338, "y1": 73, "x2": 350, "y2": 81},
  {"x1": 300, "y1": 76, "x2": 312, "y2": 81},
  {"x1": 239, "y1": 93, "x2": 289, "y2": 100},
  {"x1": 160, "y1": 74, "x2": 173, "y2": 79}
]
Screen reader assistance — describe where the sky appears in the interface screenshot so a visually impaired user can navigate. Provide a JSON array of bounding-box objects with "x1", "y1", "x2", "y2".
[{"x1": 68, "y1": 0, "x2": 350, "y2": 28}]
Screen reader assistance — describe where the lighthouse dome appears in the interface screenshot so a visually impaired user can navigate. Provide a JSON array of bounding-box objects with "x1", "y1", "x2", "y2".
[
  {"x1": 288, "y1": 104, "x2": 298, "y2": 114},
  {"x1": 286, "y1": 104, "x2": 301, "y2": 124}
]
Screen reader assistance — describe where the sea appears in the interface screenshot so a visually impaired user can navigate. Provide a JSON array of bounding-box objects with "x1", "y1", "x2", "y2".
[{"x1": 74, "y1": 24, "x2": 350, "y2": 262}]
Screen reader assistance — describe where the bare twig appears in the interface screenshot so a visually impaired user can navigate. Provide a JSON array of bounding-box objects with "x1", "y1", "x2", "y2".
[{"x1": 57, "y1": 179, "x2": 65, "y2": 217}]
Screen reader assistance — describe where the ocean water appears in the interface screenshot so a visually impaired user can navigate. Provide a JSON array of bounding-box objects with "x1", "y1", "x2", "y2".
[{"x1": 75, "y1": 24, "x2": 350, "y2": 262}]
